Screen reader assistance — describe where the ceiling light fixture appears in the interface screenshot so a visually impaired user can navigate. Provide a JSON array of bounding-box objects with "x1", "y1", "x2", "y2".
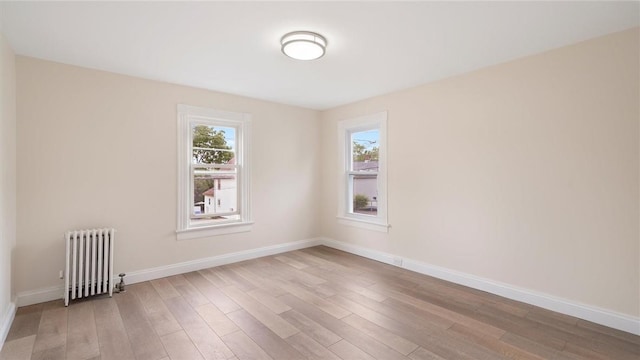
[{"x1": 281, "y1": 31, "x2": 327, "y2": 61}]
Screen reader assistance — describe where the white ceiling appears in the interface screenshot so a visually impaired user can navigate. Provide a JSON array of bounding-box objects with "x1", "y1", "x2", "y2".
[{"x1": 1, "y1": 1, "x2": 638, "y2": 110}]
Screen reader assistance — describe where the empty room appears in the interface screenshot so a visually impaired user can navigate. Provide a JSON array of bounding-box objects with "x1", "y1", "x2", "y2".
[{"x1": 0, "y1": 1, "x2": 638, "y2": 359}]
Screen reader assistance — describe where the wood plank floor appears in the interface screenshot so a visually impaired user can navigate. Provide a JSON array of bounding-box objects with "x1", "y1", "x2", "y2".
[{"x1": 2, "y1": 246, "x2": 638, "y2": 360}]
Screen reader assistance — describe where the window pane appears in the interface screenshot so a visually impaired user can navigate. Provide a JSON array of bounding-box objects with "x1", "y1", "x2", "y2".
[
  {"x1": 192, "y1": 125, "x2": 236, "y2": 164},
  {"x1": 192, "y1": 167, "x2": 238, "y2": 219},
  {"x1": 351, "y1": 129, "x2": 379, "y2": 171},
  {"x1": 352, "y1": 174, "x2": 377, "y2": 215}
]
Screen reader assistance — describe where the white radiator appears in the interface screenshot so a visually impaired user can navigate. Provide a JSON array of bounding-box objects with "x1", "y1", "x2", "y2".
[{"x1": 64, "y1": 228, "x2": 115, "y2": 306}]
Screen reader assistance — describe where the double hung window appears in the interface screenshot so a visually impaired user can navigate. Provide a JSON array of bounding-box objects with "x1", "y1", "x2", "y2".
[
  {"x1": 177, "y1": 105, "x2": 251, "y2": 239},
  {"x1": 337, "y1": 111, "x2": 388, "y2": 232}
]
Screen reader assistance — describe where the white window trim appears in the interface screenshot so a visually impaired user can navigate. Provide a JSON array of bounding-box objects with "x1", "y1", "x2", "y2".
[
  {"x1": 337, "y1": 111, "x2": 389, "y2": 233},
  {"x1": 177, "y1": 104, "x2": 252, "y2": 240}
]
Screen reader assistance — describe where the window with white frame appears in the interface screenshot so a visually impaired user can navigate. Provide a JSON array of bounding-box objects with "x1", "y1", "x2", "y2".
[
  {"x1": 177, "y1": 104, "x2": 252, "y2": 240},
  {"x1": 337, "y1": 111, "x2": 388, "y2": 232}
]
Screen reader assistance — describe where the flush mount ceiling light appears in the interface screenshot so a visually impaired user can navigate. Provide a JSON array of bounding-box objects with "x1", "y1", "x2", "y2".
[{"x1": 281, "y1": 31, "x2": 327, "y2": 61}]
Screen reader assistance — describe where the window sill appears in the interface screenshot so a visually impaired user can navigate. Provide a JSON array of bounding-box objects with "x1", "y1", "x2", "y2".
[
  {"x1": 336, "y1": 216, "x2": 389, "y2": 233},
  {"x1": 176, "y1": 221, "x2": 254, "y2": 240}
]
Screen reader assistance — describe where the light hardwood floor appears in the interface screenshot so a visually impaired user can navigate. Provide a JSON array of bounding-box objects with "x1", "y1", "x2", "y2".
[{"x1": 1, "y1": 246, "x2": 638, "y2": 360}]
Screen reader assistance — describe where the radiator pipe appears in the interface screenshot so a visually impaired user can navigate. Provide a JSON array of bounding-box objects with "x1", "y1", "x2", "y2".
[{"x1": 116, "y1": 273, "x2": 126, "y2": 293}]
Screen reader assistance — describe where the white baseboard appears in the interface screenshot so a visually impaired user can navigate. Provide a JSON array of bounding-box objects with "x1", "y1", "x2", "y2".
[
  {"x1": 319, "y1": 237, "x2": 640, "y2": 336},
  {"x1": 12, "y1": 236, "x2": 639, "y2": 336},
  {"x1": 16, "y1": 285, "x2": 64, "y2": 307},
  {"x1": 16, "y1": 237, "x2": 323, "y2": 307},
  {"x1": 320, "y1": 238, "x2": 397, "y2": 266},
  {"x1": 125, "y1": 237, "x2": 322, "y2": 285},
  {"x1": 0, "y1": 301, "x2": 16, "y2": 352}
]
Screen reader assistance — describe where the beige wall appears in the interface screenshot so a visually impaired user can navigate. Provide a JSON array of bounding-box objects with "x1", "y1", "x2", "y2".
[
  {"x1": 0, "y1": 32, "x2": 16, "y2": 335},
  {"x1": 15, "y1": 57, "x2": 320, "y2": 294},
  {"x1": 320, "y1": 28, "x2": 639, "y2": 316},
  {"x1": 11, "y1": 26, "x2": 639, "y2": 322}
]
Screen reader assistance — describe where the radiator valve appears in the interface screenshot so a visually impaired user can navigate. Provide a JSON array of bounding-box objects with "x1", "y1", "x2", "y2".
[{"x1": 116, "y1": 273, "x2": 126, "y2": 293}]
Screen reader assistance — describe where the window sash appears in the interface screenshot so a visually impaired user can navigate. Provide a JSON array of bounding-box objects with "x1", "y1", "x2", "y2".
[
  {"x1": 347, "y1": 170, "x2": 378, "y2": 176},
  {"x1": 190, "y1": 150, "x2": 241, "y2": 218},
  {"x1": 348, "y1": 127, "x2": 379, "y2": 171},
  {"x1": 347, "y1": 173, "x2": 378, "y2": 215},
  {"x1": 193, "y1": 165, "x2": 238, "y2": 173}
]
